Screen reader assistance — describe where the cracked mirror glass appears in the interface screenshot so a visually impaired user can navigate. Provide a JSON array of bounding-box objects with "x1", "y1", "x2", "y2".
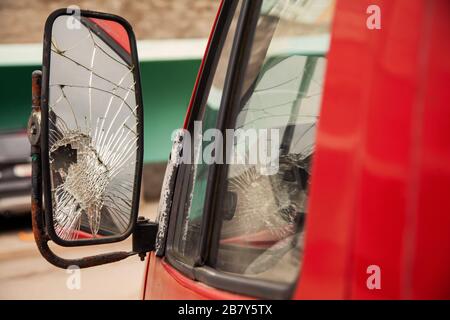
[{"x1": 48, "y1": 15, "x2": 139, "y2": 241}]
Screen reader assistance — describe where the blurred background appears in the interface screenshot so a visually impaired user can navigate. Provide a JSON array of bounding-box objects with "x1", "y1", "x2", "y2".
[{"x1": 0, "y1": 0, "x2": 220, "y2": 300}]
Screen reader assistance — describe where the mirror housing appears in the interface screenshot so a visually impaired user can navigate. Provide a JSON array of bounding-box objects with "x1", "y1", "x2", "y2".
[{"x1": 29, "y1": 9, "x2": 157, "y2": 269}]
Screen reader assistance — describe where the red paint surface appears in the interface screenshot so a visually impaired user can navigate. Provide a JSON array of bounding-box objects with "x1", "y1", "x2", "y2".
[
  {"x1": 220, "y1": 227, "x2": 293, "y2": 249},
  {"x1": 143, "y1": 254, "x2": 252, "y2": 300},
  {"x1": 74, "y1": 230, "x2": 98, "y2": 239},
  {"x1": 294, "y1": 0, "x2": 450, "y2": 300},
  {"x1": 89, "y1": 18, "x2": 131, "y2": 54}
]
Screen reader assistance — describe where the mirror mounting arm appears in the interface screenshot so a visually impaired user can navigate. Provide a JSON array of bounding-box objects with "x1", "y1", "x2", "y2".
[
  {"x1": 133, "y1": 218, "x2": 158, "y2": 261},
  {"x1": 29, "y1": 70, "x2": 137, "y2": 269}
]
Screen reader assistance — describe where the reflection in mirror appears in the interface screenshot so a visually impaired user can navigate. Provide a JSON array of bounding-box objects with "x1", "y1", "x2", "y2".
[{"x1": 48, "y1": 15, "x2": 139, "y2": 241}]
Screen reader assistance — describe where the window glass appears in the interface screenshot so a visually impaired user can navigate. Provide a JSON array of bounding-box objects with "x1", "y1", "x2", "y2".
[
  {"x1": 214, "y1": 0, "x2": 335, "y2": 284},
  {"x1": 171, "y1": 1, "x2": 243, "y2": 263}
]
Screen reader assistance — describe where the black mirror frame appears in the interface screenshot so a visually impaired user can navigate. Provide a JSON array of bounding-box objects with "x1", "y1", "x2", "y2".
[{"x1": 41, "y1": 8, "x2": 144, "y2": 247}]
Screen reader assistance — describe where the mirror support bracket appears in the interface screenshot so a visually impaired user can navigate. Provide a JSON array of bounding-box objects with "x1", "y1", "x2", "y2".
[
  {"x1": 29, "y1": 70, "x2": 137, "y2": 269},
  {"x1": 133, "y1": 218, "x2": 158, "y2": 261}
]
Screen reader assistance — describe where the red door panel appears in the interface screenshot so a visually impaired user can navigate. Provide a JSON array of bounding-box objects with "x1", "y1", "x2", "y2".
[
  {"x1": 294, "y1": 0, "x2": 450, "y2": 300},
  {"x1": 143, "y1": 254, "x2": 253, "y2": 300},
  {"x1": 409, "y1": 0, "x2": 450, "y2": 299}
]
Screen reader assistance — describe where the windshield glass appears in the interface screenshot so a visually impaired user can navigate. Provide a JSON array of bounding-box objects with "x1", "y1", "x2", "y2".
[
  {"x1": 214, "y1": 0, "x2": 335, "y2": 284},
  {"x1": 169, "y1": 0, "x2": 335, "y2": 285}
]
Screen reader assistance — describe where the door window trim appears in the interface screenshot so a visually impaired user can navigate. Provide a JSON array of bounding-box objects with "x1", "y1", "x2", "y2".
[
  {"x1": 165, "y1": 0, "x2": 241, "y2": 266},
  {"x1": 165, "y1": 0, "x2": 298, "y2": 300}
]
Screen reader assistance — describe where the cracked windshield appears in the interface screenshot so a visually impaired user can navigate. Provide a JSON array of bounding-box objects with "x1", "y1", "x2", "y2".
[
  {"x1": 48, "y1": 16, "x2": 138, "y2": 241},
  {"x1": 173, "y1": 0, "x2": 335, "y2": 285},
  {"x1": 215, "y1": 0, "x2": 335, "y2": 283}
]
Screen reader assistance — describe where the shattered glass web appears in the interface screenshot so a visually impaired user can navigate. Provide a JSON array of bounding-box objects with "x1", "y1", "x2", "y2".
[
  {"x1": 226, "y1": 56, "x2": 324, "y2": 239},
  {"x1": 49, "y1": 19, "x2": 138, "y2": 240},
  {"x1": 217, "y1": 56, "x2": 325, "y2": 280}
]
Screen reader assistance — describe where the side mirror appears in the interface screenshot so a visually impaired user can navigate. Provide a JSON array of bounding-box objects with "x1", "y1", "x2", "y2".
[{"x1": 28, "y1": 9, "x2": 157, "y2": 269}]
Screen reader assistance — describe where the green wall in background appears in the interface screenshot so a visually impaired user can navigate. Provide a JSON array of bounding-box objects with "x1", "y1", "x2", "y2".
[
  {"x1": 140, "y1": 59, "x2": 200, "y2": 163},
  {"x1": 0, "y1": 59, "x2": 200, "y2": 163},
  {"x1": 0, "y1": 65, "x2": 35, "y2": 132}
]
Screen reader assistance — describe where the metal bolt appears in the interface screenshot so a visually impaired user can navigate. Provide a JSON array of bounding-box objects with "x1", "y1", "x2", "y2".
[{"x1": 30, "y1": 124, "x2": 37, "y2": 135}]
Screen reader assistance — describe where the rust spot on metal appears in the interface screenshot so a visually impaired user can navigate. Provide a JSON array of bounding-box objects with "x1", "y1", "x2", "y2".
[
  {"x1": 32, "y1": 70, "x2": 42, "y2": 111},
  {"x1": 29, "y1": 72, "x2": 42, "y2": 146}
]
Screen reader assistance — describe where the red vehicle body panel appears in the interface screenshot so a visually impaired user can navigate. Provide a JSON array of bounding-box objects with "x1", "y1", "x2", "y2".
[
  {"x1": 143, "y1": 0, "x2": 450, "y2": 300},
  {"x1": 89, "y1": 18, "x2": 131, "y2": 54},
  {"x1": 144, "y1": 254, "x2": 252, "y2": 300},
  {"x1": 294, "y1": 0, "x2": 450, "y2": 300}
]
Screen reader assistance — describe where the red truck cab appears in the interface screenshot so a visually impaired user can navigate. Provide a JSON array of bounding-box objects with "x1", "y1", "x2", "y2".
[
  {"x1": 30, "y1": 0, "x2": 450, "y2": 300},
  {"x1": 143, "y1": 0, "x2": 450, "y2": 300}
]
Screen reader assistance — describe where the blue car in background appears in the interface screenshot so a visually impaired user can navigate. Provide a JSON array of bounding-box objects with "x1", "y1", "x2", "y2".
[{"x1": 0, "y1": 130, "x2": 31, "y2": 215}]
